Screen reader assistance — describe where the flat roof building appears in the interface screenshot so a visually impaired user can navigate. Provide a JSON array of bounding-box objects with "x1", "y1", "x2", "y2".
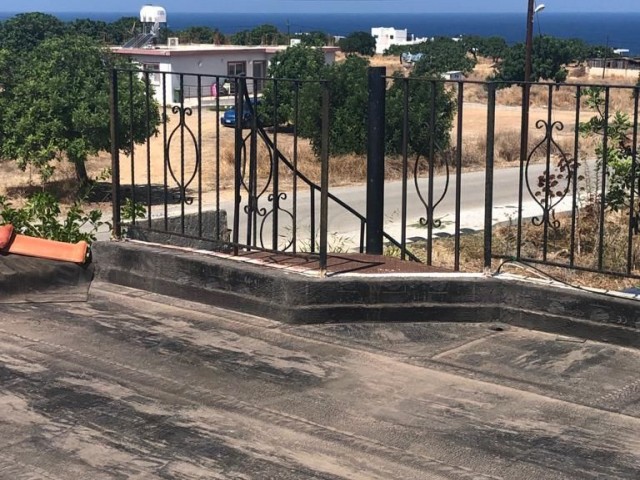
[
  {"x1": 112, "y1": 43, "x2": 339, "y2": 105},
  {"x1": 371, "y1": 27, "x2": 429, "y2": 55}
]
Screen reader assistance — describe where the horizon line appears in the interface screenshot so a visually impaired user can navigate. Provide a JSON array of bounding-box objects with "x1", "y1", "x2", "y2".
[{"x1": 1, "y1": 10, "x2": 639, "y2": 15}]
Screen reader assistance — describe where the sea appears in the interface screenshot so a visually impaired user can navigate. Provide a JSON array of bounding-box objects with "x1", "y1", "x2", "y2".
[{"x1": 2, "y1": 11, "x2": 640, "y2": 55}]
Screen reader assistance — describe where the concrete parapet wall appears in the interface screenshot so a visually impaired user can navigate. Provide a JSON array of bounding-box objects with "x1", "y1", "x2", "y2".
[{"x1": 92, "y1": 241, "x2": 640, "y2": 348}]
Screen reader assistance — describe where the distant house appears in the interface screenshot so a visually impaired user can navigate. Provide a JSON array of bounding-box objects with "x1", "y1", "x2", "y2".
[
  {"x1": 586, "y1": 56, "x2": 640, "y2": 79},
  {"x1": 371, "y1": 27, "x2": 428, "y2": 55},
  {"x1": 442, "y1": 71, "x2": 465, "y2": 81},
  {"x1": 112, "y1": 42, "x2": 339, "y2": 105}
]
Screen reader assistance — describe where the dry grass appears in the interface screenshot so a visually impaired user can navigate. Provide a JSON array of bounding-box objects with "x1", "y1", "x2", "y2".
[
  {"x1": 407, "y1": 208, "x2": 640, "y2": 290},
  {"x1": 0, "y1": 153, "x2": 111, "y2": 207}
]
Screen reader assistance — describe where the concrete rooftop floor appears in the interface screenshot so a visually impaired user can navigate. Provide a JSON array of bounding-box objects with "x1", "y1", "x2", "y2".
[{"x1": 0, "y1": 281, "x2": 639, "y2": 479}]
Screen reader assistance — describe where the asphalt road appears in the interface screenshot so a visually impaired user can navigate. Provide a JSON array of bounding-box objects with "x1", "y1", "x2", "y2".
[
  {"x1": 225, "y1": 159, "x2": 597, "y2": 250},
  {"x1": 0, "y1": 282, "x2": 638, "y2": 479}
]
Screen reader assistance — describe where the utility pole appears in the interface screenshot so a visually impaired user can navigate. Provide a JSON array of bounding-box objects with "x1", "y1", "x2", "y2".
[
  {"x1": 519, "y1": 0, "x2": 536, "y2": 246},
  {"x1": 521, "y1": 0, "x2": 536, "y2": 164},
  {"x1": 524, "y1": 0, "x2": 535, "y2": 85},
  {"x1": 602, "y1": 35, "x2": 609, "y2": 79},
  {"x1": 286, "y1": 19, "x2": 290, "y2": 45}
]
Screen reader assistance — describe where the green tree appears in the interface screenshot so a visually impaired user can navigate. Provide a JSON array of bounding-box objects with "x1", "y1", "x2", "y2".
[
  {"x1": 462, "y1": 35, "x2": 508, "y2": 63},
  {"x1": 338, "y1": 31, "x2": 376, "y2": 56},
  {"x1": 412, "y1": 37, "x2": 476, "y2": 76},
  {"x1": 0, "y1": 12, "x2": 66, "y2": 54},
  {"x1": 231, "y1": 24, "x2": 284, "y2": 45},
  {"x1": 299, "y1": 55, "x2": 371, "y2": 155},
  {"x1": 67, "y1": 18, "x2": 111, "y2": 43},
  {"x1": 0, "y1": 35, "x2": 160, "y2": 186},
  {"x1": 386, "y1": 37, "x2": 476, "y2": 74},
  {"x1": 385, "y1": 72, "x2": 456, "y2": 160},
  {"x1": 579, "y1": 87, "x2": 637, "y2": 212},
  {"x1": 490, "y1": 36, "x2": 608, "y2": 84},
  {"x1": 260, "y1": 45, "x2": 325, "y2": 126},
  {"x1": 296, "y1": 31, "x2": 330, "y2": 47},
  {"x1": 177, "y1": 26, "x2": 225, "y2": 44},
  {"x1": 107, "y1": 16, "x2": 139, "y2": 45}
]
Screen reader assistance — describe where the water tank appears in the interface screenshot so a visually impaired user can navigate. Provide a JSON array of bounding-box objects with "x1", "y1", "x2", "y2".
[{"x1": 140, "y1": 5, "x2": 167, "y2": 24}]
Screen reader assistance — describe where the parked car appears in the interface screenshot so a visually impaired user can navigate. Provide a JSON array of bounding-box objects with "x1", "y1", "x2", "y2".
[{"x1": 220, "y1": 99, "x2": 260, "y2": 128}]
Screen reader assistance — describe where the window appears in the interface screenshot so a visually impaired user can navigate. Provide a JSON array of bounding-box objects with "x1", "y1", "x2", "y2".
[
  {"x1": 142, "y1": 63, "x2": 161, "y2": 86},
  {"x1": 227, "y1": 61, "x2": 246, "y2": 93},
  {"x1": 253, "y1": 61, "x2": 266, "y2": 92}
]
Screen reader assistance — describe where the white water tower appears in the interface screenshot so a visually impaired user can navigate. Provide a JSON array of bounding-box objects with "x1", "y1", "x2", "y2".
[{"x1": 140, "y1": 5, "x2": 167, "y2": 36}]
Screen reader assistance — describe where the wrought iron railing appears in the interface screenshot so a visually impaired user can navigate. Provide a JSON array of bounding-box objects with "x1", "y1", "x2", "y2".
[{"x1": 110, "y1": 67, "x2": 640, "y2": 279}]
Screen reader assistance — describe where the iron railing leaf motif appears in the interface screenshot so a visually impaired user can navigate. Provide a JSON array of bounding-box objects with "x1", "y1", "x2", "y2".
[
  {"x1": 525, "y1": 119, "x2": 575, "y2": 231},
  {"x1": 165, "y1": 105, "x2": 199, "y2": 205},
  {"x1": 414, "y1": 152, "x2": 450, "y2": 229}
]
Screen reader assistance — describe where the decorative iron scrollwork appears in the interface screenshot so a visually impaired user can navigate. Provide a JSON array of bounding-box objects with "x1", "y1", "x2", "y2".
[
  {"x1": 525, "y1": 119, "x2": 576, "y2": 231},
  {"x1": 260, "y1": 192, "x2": 295, "y2": 250},
  {"x1": 165, "y1": 106, "x2": 200, "y2": 204},
  {"x1": 235, "y1": 112, "x2": 296, "y2": 251},
  {"x1": 414, "y1": 150, "x2": 450, "y2": 229}
]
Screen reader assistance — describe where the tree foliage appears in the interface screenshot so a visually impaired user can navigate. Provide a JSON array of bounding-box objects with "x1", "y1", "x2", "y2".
[
  {"x1": 0, "y1": 12, "x2": 66, "y2": 54},
  {"x1": 230, "y1": 24, "x2": 285, "y2": 45},
  {"x1": 491, "y1": 36, "x2": 616, "y2": 84},
  {"x1": 385, "y1": 37, "x2": 476, "y2": 75},
  {"x1": 66, "y1": 18, "x2": 111, "y2": 43},
  {"x1": 385, "y1": 73, "x2": 456, "y2": 159},
  {"x1": 579, "y1": 87, "x2": 637, "y2": 212},
  {"x1": 177, "y1": 26, "x2": 225, "y2": 44},
  {"x1": 338, "y1": 31, "x2": 376, "y2": 56},
  {"x1": 260, "y1": 45, "x2": 456, "y2": 159},
  {"x1": 106, "y1": 16, "x2": 140, "y2": 45},
  {"x1": 298, "y1": 55, "x2": 371, "y2": 155},
  {"x1": 461, "y1": 35, "x2": 508, "y2": 62},
  {"x1": 295, "y1": 31, "x2": 330, "y2": 47},
  {"x1": 0, "y1": 35, "x2": 160, "y2": 185},
  {"x1": 260, "y1": 45, "x2": 325, "y2": 127},
  {"x1": 411, "y1": 37, "x2": 476, "y2": 76}
]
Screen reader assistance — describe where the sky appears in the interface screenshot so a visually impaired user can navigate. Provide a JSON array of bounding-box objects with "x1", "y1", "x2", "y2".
[{"x1": 0, "y1": 1, "x2": 638, "y2": 14}]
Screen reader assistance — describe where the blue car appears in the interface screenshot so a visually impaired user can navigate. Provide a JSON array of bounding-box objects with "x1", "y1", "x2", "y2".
[{"x1": 220, "y1": 99, "x2": 259, "y2": 128}]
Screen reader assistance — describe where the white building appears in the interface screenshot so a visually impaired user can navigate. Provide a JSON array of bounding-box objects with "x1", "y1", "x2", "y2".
[
  {"x1": 112, "y1": 43, "x2": 338, "y2": 105},
  {"x1": 371, "y1": 27, "x2": 429, "y2": 55},
  {"x1": 442, "y1": 71, "x2": 465, "y2": 81}
]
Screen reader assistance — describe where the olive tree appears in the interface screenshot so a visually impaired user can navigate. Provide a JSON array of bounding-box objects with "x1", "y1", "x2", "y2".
[
  {"x1": 338, "y1": 31, "x2": 376, "y2": 56},
  {"x1": 260, "y1": 45, "x2": 325, "y2": 127},
  {"x1": 0, "y1": 12, "x2": 66, "y2": 54},
  {"x1": 0, "y1": 34, "x2": 160, "y2": 185}
]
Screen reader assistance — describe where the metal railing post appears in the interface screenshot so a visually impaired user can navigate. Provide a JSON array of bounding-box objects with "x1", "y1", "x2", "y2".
[
  {"x1": 232, "y1": 77, "x2": 245, "y2": 255},
  {"x1": 109, "y1": 69, "x2": 121, "y2": 239},
  {"x1": 484, "y1": 83, "x2": 497, "y2": 272},
  {"x1": 319, "y1": 82, "x2": 330, "y2": 275},
  {"x1": 366, "y1": 66, "x2": 386, "y2": 255}
]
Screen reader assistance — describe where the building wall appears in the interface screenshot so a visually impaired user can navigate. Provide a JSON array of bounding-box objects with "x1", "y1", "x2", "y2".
[
  {"x1": 371, "y1": 27, "x2": 408, "y2": 55},
  {"x1": 587, "y1": 67, "x2": 640, "y2": 80},
  {"x1": 120, "y1": 46, "x2": 338, "y2": 105}
]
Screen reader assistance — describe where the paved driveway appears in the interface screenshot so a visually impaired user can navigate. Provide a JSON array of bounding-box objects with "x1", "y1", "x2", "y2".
[{"x1": 0, "y1": 282, "x2": 638, "y2": 479}]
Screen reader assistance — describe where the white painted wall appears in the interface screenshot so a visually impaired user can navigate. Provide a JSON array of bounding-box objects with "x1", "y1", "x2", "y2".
[
  {"x1": 118, "y1": 46, "x2": 338, "y2": 105},
  {"x1": 588, "y1": 67, "x2": 640, "y2": 79},
  {"x1": 371, "y1": 27, "x2": 408, "y2": 55}
]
